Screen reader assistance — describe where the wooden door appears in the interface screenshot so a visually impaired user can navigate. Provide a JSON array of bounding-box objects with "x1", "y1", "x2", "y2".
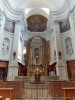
[{"x1": 66, "y1": 60, "x2": 75, "y2": 79}]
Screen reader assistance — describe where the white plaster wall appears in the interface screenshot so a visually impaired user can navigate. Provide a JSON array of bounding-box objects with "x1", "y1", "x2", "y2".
[
  {"x1": 0, "y1": 0, "x2": 4, "y2": 11},
  {"x1": 25, "y1": 30, "x2": 50, "y2": 40},
  {"x1": 70, "y1": 0, "x2": 75, "y2": 10}
]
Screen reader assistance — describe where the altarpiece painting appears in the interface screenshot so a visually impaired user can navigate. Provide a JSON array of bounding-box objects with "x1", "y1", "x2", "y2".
[
  {"x1": 59, "y1": 18, "x2": 70, "y2": 33},
  {"x1": 4, "y1": 17, "x2": 15, "y2": 33}
]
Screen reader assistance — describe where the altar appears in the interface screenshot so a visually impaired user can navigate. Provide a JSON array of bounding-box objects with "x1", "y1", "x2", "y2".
[
  {"x1": 29, "y1": 67, "x2": 46, "y2": 84},
  {"x1": 30, "y1": 73, "x2": 45, "y2": 84},
  {"x1": 34, "y1": 73, "x2": 42, "y2": 83}
]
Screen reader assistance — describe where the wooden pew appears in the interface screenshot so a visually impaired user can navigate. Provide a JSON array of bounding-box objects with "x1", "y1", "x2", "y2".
[
  {"x1": 0, "y1": 88, "x2": 13, "y2": 100},
  {"x1": 0, "y1": 96, "x2": 3, "y2": 100},
  {"x1": 49, "y1": 81, "x2": 75, "y2": 99},
  {"x1": 62, "y1": 87, "x2": 75, "y2": 100},
  {"x1": 0, "y1": 81, "x2": 24, "y2": 99}
]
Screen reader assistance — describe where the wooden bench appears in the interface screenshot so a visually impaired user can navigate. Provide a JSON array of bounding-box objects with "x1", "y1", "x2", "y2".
[
  {"x1": 49, "y1": 81, "x2": 75, "y2": 99},
  {"x1": 0, "y1": 81, "x2": 24, "y2": 99},
  {"x1": 0, "y1": 96, "x2": 3, "y2": 100},
  {"x1": 62, "y1": 87, "x2": 75, "y2": 100},
  {"x1": 0, "y1": 88, "x2": 13, "y2": 100}
]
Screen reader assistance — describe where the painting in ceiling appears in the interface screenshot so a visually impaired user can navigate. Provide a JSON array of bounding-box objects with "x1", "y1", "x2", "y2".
[{"x1": 27, "y1": 15, "x2": 47, "y2": 32}]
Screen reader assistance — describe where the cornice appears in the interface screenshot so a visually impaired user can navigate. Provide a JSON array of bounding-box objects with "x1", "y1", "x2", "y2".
[
  {"x1": 2, "y1": 0, "x2": 24, "y2": 19},
  {"x1": 51, "y1": 0, "x2": 67, "y2": 14},
  {"x1": 51, "y1": 0, "x2": 70, "y2": 14},
  {"x1": 50, "y1": 1, "x2": 73, "y2": 17},
  {"x1": 52, "y1": 5, "x2": 75, "y2": 24},
  {"x1": 70, "y1": 5, "x2": 75, "y2": 14},
  {"x1": 0, "y1": 9, "x2": 4, "y2": 20}
]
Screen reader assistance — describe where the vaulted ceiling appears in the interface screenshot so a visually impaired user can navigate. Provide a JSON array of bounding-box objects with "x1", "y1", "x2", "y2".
[
  {"x1": 8, "y1": 0, "x2": 66, "y2": 18},
  {"x1": 9, "y1": 0, "x2": 65, "y2": 10}
]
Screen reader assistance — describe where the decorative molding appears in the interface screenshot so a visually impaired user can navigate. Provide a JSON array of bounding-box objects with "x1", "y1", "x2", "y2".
[
  {"x1": 3, "y1": 30, "x2": 14, "y2": 38},
  {"x1": 53, "y1": 20, "x2": 59, "y2": 25},
  {"x1": 0, "y1": 9, "x2": 4, "y2": 27},
  {"x1": 3, "y1": 0, "x2": 24, "y2": 16},
  {"x1": 70, "y1": 5, "x2": 75, "y2": 14},
  {"x1": 0, "y1": 9, "x2": 3, "y2": 20},
  {"x1": 15, "y1": 20, "x2": 21, "y2": 24}
]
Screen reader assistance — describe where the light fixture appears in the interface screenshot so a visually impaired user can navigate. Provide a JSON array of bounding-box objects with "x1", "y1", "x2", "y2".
[
  {"x1": 58, "y1": 51, "x2": 62, "y2": 60},
  {"x1": 13, "y1": 51, "x2": 16, "y2": 60},
  {"x1": 23, "y1": 47, "x2": 26, "y2": 54}
]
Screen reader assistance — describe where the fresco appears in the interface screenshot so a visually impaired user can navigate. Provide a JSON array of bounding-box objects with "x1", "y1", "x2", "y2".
[
  {"x1": 59, "y1": 18, "x2": 70, "y2": 33},
  {"x1": 4, "y1": 17, "x2": 15, "y2": 33},
  {"x1": 27, "y1": 15, "x2": 47, "y2": 32}
]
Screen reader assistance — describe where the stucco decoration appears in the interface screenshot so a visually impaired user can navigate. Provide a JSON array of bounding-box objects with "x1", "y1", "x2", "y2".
[
  {"x1": 65, "y1": 37, "x2": 73, "y2": 55},
  {"x1": 1, "y1": 38, "x2": 10, "y2": 55}
]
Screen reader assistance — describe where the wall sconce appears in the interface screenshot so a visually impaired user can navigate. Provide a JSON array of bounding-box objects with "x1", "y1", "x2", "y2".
[
  {"x1": 23, "y1": 47, "x2": 26, "y2": 54},
  {"x1": 58, "y1": 51, "x2": 62, "y2": 60},
  {"x1": 13, "y1": 51, "x2": 16, "y2": 60}
]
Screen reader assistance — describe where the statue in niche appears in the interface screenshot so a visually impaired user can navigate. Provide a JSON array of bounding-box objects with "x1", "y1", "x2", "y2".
[
  {"x1": 65, "y1": 37, "x2": 73, "y2": 55},
  {"x1": 34, "y1": 48, "x2": 40, "y2": 65},
  {"x1": 1, "y1": 38, "x2": 10, "y2": 55},
  {"x1": 34, "y1": 48, "x2": 39, "y2": 58}
]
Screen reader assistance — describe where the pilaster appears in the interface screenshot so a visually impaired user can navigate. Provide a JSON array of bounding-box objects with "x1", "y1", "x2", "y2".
[
  {"x1": 9, "y1": 20, "x2": 20, "y2": 67},
  {"x1": 54, "y1": 20, "x2": 68, "y2": 80}
]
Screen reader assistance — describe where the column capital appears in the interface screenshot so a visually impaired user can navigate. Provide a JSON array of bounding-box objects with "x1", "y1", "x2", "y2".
[
  {"x1": 15, "y1": 20, "x2": 21, "y2": 24},
  {"x1": 53, "y1": 20, "x2": 59, "y2": 25}
]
